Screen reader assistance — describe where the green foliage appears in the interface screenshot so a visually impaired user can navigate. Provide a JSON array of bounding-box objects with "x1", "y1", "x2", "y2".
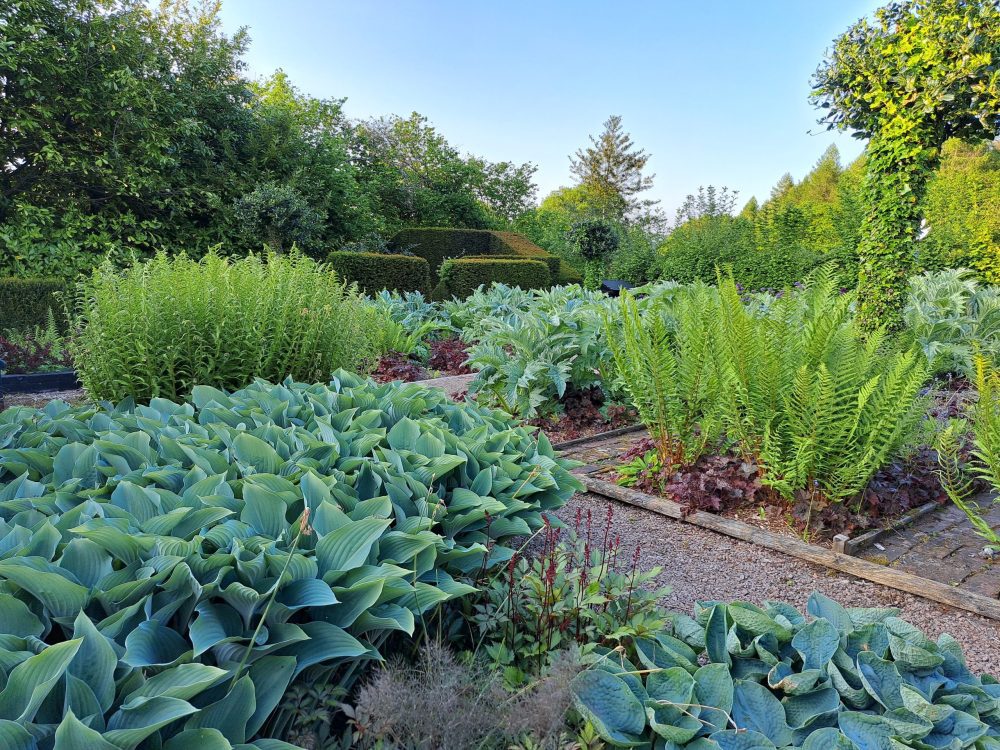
[
  {"x1": 472, "y1": 521, "x2": 667, "y2": 683},
  {"x1": 0, "y1": 276, "x2": 65, "y2": 331},
  {"x1": 572, "y1": 219, "x2": 620, "y2": 290},
  {"x1": 327, "y1": 252, "x2": 432, "y2": 296},
  {"x1": 812, "y1": 0, "x2": 1000, "y2": 330},
  {"x1": 389, "y1": 227, "x2": 562, "y2": 282},
  {"x1": 903, "y1": 268, "x2": 1000, "y2": 375},
  {"x1": 0, "y1": 374, "x2": 582, "y2": 747},
  {"x1": 571, "y1": 592, "x2": 998, "y2": 748},
  {"x1": 67, "y1": 251, "x2": 389, "y2": 402},
  {"x1": 715, "y1": 270, "x2": 928, "y2": 504},
  {"x1": 463, "y1": 285, "x2": 613, "y2": 417},
  {"x1": 433, "y1": 258, "x2": 551, "y2": 301},
  {"x1": 606, "y1": 286, "x2": 722, "y2": 467},
  {"x1": 921, "y1": 139, "x2": 1000, "y2": 280},
  {"x1": 233, "y1": 182, "x2": 324, "y2": 255}
]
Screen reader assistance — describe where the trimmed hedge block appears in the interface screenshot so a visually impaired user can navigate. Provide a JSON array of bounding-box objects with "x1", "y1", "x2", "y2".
[
  {"x1": 327, "y1": 251, "x2": 431, "y2": 295},
  {"x1": 0, "y1": 277, "x2": 66, "y2": 331},
  {"x1": 389, "y1": 228, "x2": 566, "y2": 281},
  {"x1": 432, "y1": 257, "x2": 551, "y2": 300}
]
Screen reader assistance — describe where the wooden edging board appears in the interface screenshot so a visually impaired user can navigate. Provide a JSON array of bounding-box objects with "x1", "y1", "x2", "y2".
[
  {"x1": 581, "y1": 475, "x2": 1000, "y2": 622},
  {"x1": 842, "y1": 501, "x2": 941, "y2": 555},
  {"x1": 550, "y1": 423, "x2": 646, "y2": 451}
]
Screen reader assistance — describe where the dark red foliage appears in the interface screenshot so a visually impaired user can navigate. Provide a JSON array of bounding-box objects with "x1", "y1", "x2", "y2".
[
  {"x1": 0, "y1": 335, "x2": 73, "y2": 375},
  {"x1": 528, "y1": 387, "x2": 637, "y2": 443},
  {"x1": 616, "y1": 439, "x2": 762, "y2": 515},
  {"x1": 428, "y1": 338, "x2": 472, "y2": 375},
  {"x1": 371, "y1": 353, "x2": 429, "y2": 383}
]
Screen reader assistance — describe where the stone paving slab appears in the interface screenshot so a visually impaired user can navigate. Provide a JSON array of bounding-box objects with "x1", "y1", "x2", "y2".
[{"x1": 862, "y1": 500, "x2": 1000, "y2": 598}]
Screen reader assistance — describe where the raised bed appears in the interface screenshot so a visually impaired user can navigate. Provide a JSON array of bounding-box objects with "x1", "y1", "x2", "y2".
[
  {"x1": 0, "y1": 369, "x2": 81, "y2": 409},
  {"x1": 581, "y1": 475, "x2": 1000, "y2": 622}
]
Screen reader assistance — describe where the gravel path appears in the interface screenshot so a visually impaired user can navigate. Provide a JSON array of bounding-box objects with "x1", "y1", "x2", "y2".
[{"x1": 560, "y1": 492, "x2": 1000, "y2": 676}]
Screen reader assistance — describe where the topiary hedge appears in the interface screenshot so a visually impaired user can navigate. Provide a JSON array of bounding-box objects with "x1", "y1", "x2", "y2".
[
  {"x1": 432, "y1": 257, "x2": 551, "y2": 300},
  {"x1": 327, "y1": 251, "x2": 431, "y2": 295},
  {"x1": 0, "y1": 277, "x2": 66, "y2": 331},
  {"x1": 389, "y1": 228, "x2": 565, "y2": 281}
]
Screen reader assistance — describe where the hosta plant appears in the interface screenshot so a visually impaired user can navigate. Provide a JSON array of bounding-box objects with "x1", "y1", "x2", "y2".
[
  {"x1": 571, "y1": 592, "x2": 1000, "y2": 749},
  {"x1": 0, "y1": 373, "x2": 582, "y2": 747}
]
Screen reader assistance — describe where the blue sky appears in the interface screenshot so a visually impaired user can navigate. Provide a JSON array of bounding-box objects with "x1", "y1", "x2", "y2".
[{"x1": 217, "y1": 1, "x2": 881, "y2": 216}]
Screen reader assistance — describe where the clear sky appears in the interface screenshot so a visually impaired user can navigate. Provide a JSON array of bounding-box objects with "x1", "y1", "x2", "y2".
[{"x1": 216, "y1": 1, "x2": 881, "y2": 216}]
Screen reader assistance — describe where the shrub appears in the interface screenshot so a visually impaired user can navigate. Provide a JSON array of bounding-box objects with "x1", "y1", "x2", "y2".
[
  {"x1": 903, "y1": 268, "x2": 1000, "y2": 375},
  {"x1": 67, "y1": 251, "x2": 389, "y2": 402},
  {"x1": 233, "y1": 181, "x2": 324, "y2": 255},
  {"x1": 0, "y1": 276, "x2": 66, "y2": 331},
  {"x1": 328, "y1": 251, "x2": 432, "y2": 295},
  {"x1": 571, "y1": 592, "x2": 998, "y2": 748},
  {"x1": 432, "y1": 257, "x2": 551, "y2": 300},
  {"x1": 0, "y1": 374, "x2": 583, "y2": 747},
  {"x1": 389, "y1": 227, "x2": 564, "y2": 280},
  {"x1": 0, "y1": 312, "x2": 72, "y2": 374}
]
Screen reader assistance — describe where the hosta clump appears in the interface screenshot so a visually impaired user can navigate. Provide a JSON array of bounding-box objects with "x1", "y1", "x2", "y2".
[
  {"x1": 571, "y1": 591, "x2": 1000, "y2": 749},
  {"x1": 0, "y1": 373, "x2": 582, "y2": 747}
]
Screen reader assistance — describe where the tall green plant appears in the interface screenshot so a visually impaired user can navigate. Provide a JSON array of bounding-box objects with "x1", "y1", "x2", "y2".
[
  {"x1": 715, "y1": 269, "x2": 928, "y2": 503},
  {"x1": 68, "y1": 251, "x2": 389, "y2": 401},
  {"x1": 605, "y1": 286, "x2": 722, "y2": 467}
]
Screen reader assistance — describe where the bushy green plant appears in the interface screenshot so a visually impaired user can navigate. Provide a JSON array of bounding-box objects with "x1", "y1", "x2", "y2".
[
  {"x1": 0, "y1": 276, "x2": 66, "y2": 332},
  {"x1": 904, "y1": 268, "x2": 1000, "y2": 375},
  {"x1": 571, "y1": 592, "x2": 998, "y2": 748},
  {"x1": 67, "y1": 251, "x2": 389, "y2": 402},
  {"x1": 464, "y1": 287, "x2": 612, "y2": 418},
  {"x1": 0, "y1": 374, "x2": 583, "y2": 747},
  {"x1": 371, "y1": 289, "x2": 450, "y2": 333},
  {"x1": 606, "y1": 285, "x2": 722, "y2": 467},
  {"x1": 715, "y1": 269, "x2": 928, "y2": 504}
]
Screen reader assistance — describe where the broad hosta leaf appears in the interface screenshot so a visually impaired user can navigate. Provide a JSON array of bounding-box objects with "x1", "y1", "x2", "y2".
[{"x1": 571, "y1": 669, "x2": 647, "y2": 747}]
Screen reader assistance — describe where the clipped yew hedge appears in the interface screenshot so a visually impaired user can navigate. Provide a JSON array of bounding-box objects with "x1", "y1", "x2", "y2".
[
  {"x1": 0, "y1": 277, "x2": 66, "y2": 331},
  {"x1": 432, "y1": 257, "x2": 551, "y2": 300},
  {"x1": 327, "y1": 251, "x2": 432, "y2": 295},
  {"x1": 389, "y1": 228, "x2": 564, "y2": 280}
]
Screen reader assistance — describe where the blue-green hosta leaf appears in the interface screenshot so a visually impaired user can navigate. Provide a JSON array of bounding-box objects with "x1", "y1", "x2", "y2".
[
  {"x1": 190, "y1": 602, "x2": 245, "y2": 657},
  {"x1": 727, "y1": 603, "x2": 792, "y2": 642},
  {"x1": 706, "y1": 604, "x2": 730, "y2": 666},
  {"x1": 0, "y1": 560, "x2": 89, "y2": 619},
  {"x1": 925, "y1": 709, "x2": 988, "y2": 747},
  {"x1": 767, "y1": 662, "x2": 824, "y2": 696},
  {"x1": 240, "y1": 484, "x2": 289, "y2": 540},
  {"x1": 781, "y1": 687, "x2": 841, "y2": 731},
  {"x1": 694, "y1": 663, "x2": 734, "y2": 734},
  {"x1": 645, "y1": 666, "x2": 701, "y2": 744},
  {"x1": 879, "y1": 707, "x2": 933, "y2": 742},
  {"x1": 58, "y1": 538, "x2": 114, "y2": 590},
  {"x1": 275, "y1": 578, "x2": 338, "y2": 611},
  {"x1": 279, "y1": 621, "x2": 369, "y2": 677},
  {"x1": 731, "y1": 680, "x2": 793, "y2": 747},
  {"x1": 838, "y1": 712, "x2": 897, "y2": 750},
  {"x1": 708, "y1": 729, "x2": 777, "y2": 750},
  {"x1": 104, "y1": 696, "x2": 200, "y2": 748},
  {"x1": 0, "y1": 593, "x2": 43, "y2": 638},
  {"x1": 887, "y1": 634, "x2": 944, "y2": 670},
  {"x1": 352, "y1": 603, "x2": 415, "y2": 635},
  {"x1": 164, "y1": 728, "x2": 234, "y2": 750},
  {"x1": 857, "y1": 651, "x2": 905, "y2": 711},
  {"x1": 68, "y1": 611, "x2": 117, "y2": 713},
  {"x1": 792, "y1": 618, "x2": 840, "y2": 670},
  {"x1": 125, "y1": 663, "x2": 228, "y2": 702},
  {"x1": 123, "y1": 620, "x2": 190, "y2": 667},
  {"x1": 53, "y1": 710, "x2": 120, "y2": 750},
  {"x1": 0, "y1": 638, "x2": 82, "y2": 723},
  {"x1": 245, "y1": 656, "x2": 296, "y2": 738},
  {"x1": 633, "y1": 636, "x2": 697, "y2": 672},
  {"x1": 807, "y1": 592, "x2": 854, "y2": 635},
  {"x1": 801, "y1": 727, "x2": 858, "y2": 750},
  {"x1": 315, "y1": 517, "x2": 392, "y2": 576},
  {"x1": 183, "y1": 675, "x2": 255, "y2": 744},
  {"x1": 232, "y1": 434, "x2": 283, "y2": 475},
  {"x1": 570, "y1": 669, "x2": 647, "y2": 747}
]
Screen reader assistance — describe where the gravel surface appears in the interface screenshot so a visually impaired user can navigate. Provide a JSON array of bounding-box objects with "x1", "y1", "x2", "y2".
[
  {"x1": 559, "y1": 491, "x2": 1000, "y2": 676},
  {"x1": 2, "y1": 388, "x2": 86, "y2": 409}
]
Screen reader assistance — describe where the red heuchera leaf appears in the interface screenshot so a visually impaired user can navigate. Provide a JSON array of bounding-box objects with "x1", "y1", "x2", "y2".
[
  {"x1": 371, "y1": 353, "x2": 428, "y2": 383},
  {"x1": 428, "y1": 338, "x2": 472, "y2": 375}
]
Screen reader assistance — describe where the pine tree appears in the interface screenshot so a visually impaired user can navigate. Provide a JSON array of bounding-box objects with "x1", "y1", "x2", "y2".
[{"x1": 569, "y1": 115, "x2": 657, "y2": 219}]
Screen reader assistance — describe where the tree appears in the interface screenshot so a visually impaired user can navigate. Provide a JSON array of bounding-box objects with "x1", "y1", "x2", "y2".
[
  {"x1": 233, "y1": 182, "x2": 323, "y2": 254},
  {"x1": 569, "y1": 115, "x2": 657, "y2": 220},
  {"x1": 674, "y1": 186, "x2": 739, "y2": 225},
  {"x1": 571, "y1": 219, "x2": 620, "y2": 290},
  {"x1": 812, "y1": 0, "x2": 1000, "y2": 330}
]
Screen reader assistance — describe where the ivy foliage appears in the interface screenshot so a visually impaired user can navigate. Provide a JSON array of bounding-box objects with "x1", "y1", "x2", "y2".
[{"x1": 812, "y1": 0, "x2": 1000, "y2": 331}]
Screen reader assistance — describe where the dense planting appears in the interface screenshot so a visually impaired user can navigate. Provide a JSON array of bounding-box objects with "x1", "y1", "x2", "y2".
[
  {"x1": 67, "y1": 252, "x2": 389, "y2": 402},
  {"x1": 571, "y1": 592, "x2": 1000, "y2": 748},
  {"x1": 0, "y1": 375, "x2": 582, "y2": 746}
]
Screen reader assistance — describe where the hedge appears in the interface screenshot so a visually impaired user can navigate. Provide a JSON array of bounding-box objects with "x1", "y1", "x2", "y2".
[
  {"x1": 0, "y1": 277, "x2": 66, "y2": 331},
  {"x1": 432, "y1": 257, "x2": 551, "y2": 300},
  {"x1": 390, "y1": 228, "x2": 565, "y2": 281},
  {"x1": 327, "y1": 251, "x2": 432, "y2": 295}
]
